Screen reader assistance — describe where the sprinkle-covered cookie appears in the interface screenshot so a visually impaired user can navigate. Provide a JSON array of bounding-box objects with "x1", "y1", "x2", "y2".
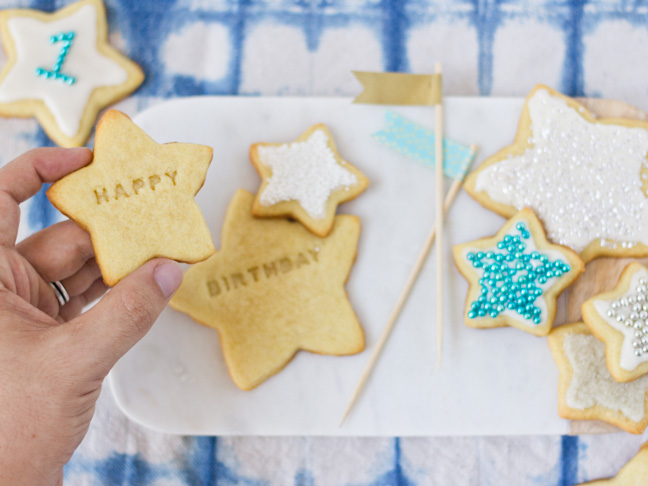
[
  {"x1": 453, "y1": 208, "x2": 584, "y2": 336},
  {"x1": 582, "y1": 262, "x2": 648, "y2": 382},
  {"x1": 47, "y1": 110, "x2": 215, "y2": 286},
  {"x1": 548, "y1": 322, "x2": 648, "y2": 435},
  {"x1": 170, "y1": 189, "x2": 365, "y2": 391},
  {"x1": 0, "y1": 0, "x2": 144, "y2": 147},
  {"x1": 250, "y1": 123, "x2": 369, "y2": 237},
  {"x1": 464, "y1": 84, "x2": 648, "y2": 262}
]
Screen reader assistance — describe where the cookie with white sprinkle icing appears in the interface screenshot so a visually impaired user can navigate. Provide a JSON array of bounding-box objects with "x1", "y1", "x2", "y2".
[
  {"x1": 0, "y1": 0, "x2": 144, "y2": 147},
  {"x1": 582, "y1": 263, "x2": 648, "y2": 382},
  {"x1": 548, "y1": 322, "x2": 648, "y2": 435},
  {"x1": 249, "y1": 124, "x2": 369, "y2": 237},
  {"x1": 453, "y1": 208, "x2": 584, "y2": 336},
  {"x1": 464, "y1": 84, "x2": 648, "y2": 263}
]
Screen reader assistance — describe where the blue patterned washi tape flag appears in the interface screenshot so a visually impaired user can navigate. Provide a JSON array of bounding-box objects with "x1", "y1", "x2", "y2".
[{"x1": 372, "y1": 111, "x2": 476, "y2": 180}]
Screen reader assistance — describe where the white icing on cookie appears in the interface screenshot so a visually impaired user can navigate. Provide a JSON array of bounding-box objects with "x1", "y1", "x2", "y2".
[
  {"x1": 593, "y1": 267, "x2": 648, "y2": 371},
  {"x1": 462, "y1": 218, "x2": 567, "y2": 328},
  {"x1": 258, "y1": 129, "x2": 357, "y2": 219},
  {"x1": 475, "y1": 89, "x2": 648, "y2": 253},
  {"x1": 564, "y1": 333, "x2": 648, "y2": 422},
  {"x1": 0, "y1": 4, "x2": 128, "y2": 137}
]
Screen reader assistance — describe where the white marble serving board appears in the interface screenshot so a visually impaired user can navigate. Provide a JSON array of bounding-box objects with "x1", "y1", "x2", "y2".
[{"x1": 109, "y1": 95, "x2": 570, "y2": 436}]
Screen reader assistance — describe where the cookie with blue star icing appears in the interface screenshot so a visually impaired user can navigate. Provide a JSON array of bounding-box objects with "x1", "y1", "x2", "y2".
[
  {"x1": 0, "y1": 0, "x2": 144, "y2": 147},
  {"x1": 464, "y1": 84, "x2": 648, "y2": 263},
  {"x1": 582, "y1": 262, "x2": 648, "y2": 383},
  {"x1": 453, "y1": 208, "x2": 584, "y2": 336},
  {"x1": 250, "y1": 123, "x2": 369, "y2": 237}
]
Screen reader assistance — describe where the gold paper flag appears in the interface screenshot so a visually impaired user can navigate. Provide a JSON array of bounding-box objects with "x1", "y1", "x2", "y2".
[{"x1": 352, "y1": 71, "x2": 442, "y2": 106}]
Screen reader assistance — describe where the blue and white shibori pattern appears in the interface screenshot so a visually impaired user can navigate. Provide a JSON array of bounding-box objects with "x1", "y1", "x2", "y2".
[{"x1": 0, "y1": 0, "x2": 647, "y2": 484}]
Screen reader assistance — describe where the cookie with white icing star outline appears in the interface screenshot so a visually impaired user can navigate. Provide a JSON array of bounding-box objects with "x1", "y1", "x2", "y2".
[
  {"x1": 250, "y1": 123, "x2": 369, "y2": 237},
  {"x1": 0, "y1": 0, "x2": 144, "y2": 147},
  {"x1": 464, "y1": 84, "x2": 648, "y2": 263},
  {"x1": 47, "y1": 109, "x2": 215, "y2": 286},
  {"x1": 453, "y1": 208, "x2": 584, "y2": 336},
  {"x1": 582, "y1": 262, "x2": 648, "y2": 382},
  {"x1": 548, "y1": 322, "x2": 648, "y2": 435}
]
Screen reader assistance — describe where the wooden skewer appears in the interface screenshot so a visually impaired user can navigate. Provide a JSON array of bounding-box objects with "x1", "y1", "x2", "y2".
[
  {"x1": 340, "y1": 174, "x2": 466, "y2": 427},
  {"x1": 434, "y1": 62, "x2": 444, "y2": 370}
]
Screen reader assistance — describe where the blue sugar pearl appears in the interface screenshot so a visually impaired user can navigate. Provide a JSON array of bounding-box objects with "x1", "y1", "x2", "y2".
[
  {"x1": 497, "y1": 304, "x2": 504, "y2": 312},
  {"x1": 516, "y1": 222, "x2": 525, "y2": 231},
  {"x1": 489, "y1": 297, "x2": 498, "y2": 304},
  {"x1": 554, "y1": 269, "x2": 562, "y2": 277},
  {"x1": 563, "y1": 264, "x2": 571, "y2": 272},
  {"x1": 476, "y1": 252, "x2": 485, "y2": 259},
  {"x1": 497, "y1": 242, "x2": 505, "y2": 249},
  {"x1": 479, "y1": 278, "x2": 486, "y2": 286},
  {"x1": 523, "y1": 255, "x2": 531, "y2": 262},
  {"x1": 495, "y1": 273, "x2": 503, "y2": 281},
  {"x1": 495, "y1": 254, "x2": 504, "y2": 262},
  {"x1": 520, "y1": 289, "x2": 528, "y2": 296},
  {"x1": 471, "y1": 302, "x2": 479, "y2": 309},
  {"x1": 478, "y1": 309, "x2": 486, "y2": 317},
  {"x1": 546, "y1": 270, "x2": 554, "y2": 278},
  {"x1": 538, "y1": 276, "x2": 547, "y2": 284},
  {"x1": 540, "y1": 255, "x2": 549, "y2": 263},
  {"x1": 514, "y1": 252, "x2": 522, "y2": 259},
  {"x1": 519, "y1": 276, "x2": 527, "y2": 284},
  {"x1": 533, "y1": 308, "x2": 541, "y2": 315},
  {"x1": 554, "y1": 261, "x2": 562, "y2": 268},
  {"x1": 516, "y1": 262, "x2": 524, "y2": 270},
  {"x1": 504, "y1": 277, "x2": 513, "y2": 284},
  {"x1": 504, "y1": 235, "x2": 512, "y2": 243},
  {"x1": 525, "y1": 304, "x2": 533, "y2": 312},
  {"x1": 533, "y1": 316, "x2": 541, "y2": 324},
  {"x1": 524, "y1": 313, "x2": 532, "y2": 320},
  {"x1": 505, "y1": 254, "x2": 514, "y2": 261},
  {"x1": 507, "y1": 244, "x2": 516, "y2": 252},
  {"x1": 468, "y1": 311, "x2": 477, "y2": 319},
  {"x1": 473, "y1": 261, "x2": 482, "y2": 268},
  {"x1": 481, "y1": 287, "x2": 488, "y2": 295},
  {"x1": 522, "y1": 232, "x2": 530, "y2": 239},
  {"x1": 487, "y1": 279, "x2": 495, "y2": 287},
  {"x1": 499, "y1": 295, "x2": 506, "y2": 303},
  {"x1": 484, "y1": 303, "x2": 492, "y2": 311},
  {"x1": 530, "y1": 251, "x2": 540, "y2": 260},
  {"x1": 486, "y1": 251, "x2": 494, "y2": 259},
  {"x1": 467, "y1": 252, "x2": 475, "y2": 260},
  {"x1": 489, "y1": 311, "x2": 498, "y2": 318},
  {"x1": 517, "y1": 243, "x2": 526, "y2": 251},
  {"x1": 507, "y1": 302, "x2": 516, "y2": 309},
  {"x1": 478, "y1": 296, "x2": 486, "y2": 303}
]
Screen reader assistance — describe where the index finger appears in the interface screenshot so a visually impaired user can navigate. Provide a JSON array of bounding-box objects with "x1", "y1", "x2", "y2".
[{"x1": 0, "y1": 147, "x2": 92, "y2": 247}]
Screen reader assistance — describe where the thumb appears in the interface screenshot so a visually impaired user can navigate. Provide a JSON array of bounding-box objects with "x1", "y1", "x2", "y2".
[{"x1": 73, "y1": 258, "x2": 182, "y2": 372}]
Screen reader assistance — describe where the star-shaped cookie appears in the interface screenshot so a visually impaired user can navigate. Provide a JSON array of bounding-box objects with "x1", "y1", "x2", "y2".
[
  {"x1": 453, "y1": 208, "x2": 584, "y2": 336},
  {"x1": 169, "y1": 189, "x2": 365, "y2": 391},
  {"x1": 582, "y1": 262, "x2": 648, "y2": 382},
  {"x1": 47, "y1": 110, "x2": 215, "y2": 286},
  {"x1": 0, "y1": 0, "x2": 144, "y2": 147},
  {"x1": 576, "y1": 441, "x2": 648, "y2": 485},
  {"x1": 464, "y1": 84, "x2": 648, "y2": 262},
  {"x1": 547, "y1": 322, "x2": 648, "y2": 434},
  {"x1": 250, "y1": 123, "x2": 369, "y2": 237}
]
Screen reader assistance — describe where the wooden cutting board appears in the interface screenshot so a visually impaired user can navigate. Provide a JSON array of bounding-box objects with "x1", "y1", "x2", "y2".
[{"x1": 566, "y1": 97, "x2": 648, "y2": 435}]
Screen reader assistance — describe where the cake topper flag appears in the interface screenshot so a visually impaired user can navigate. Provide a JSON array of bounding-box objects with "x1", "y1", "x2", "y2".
[
  {"x1": 372, "y1": 111, "x2": 475, "y2": 180},
  {"x1": 352, "y1": 71, "x2": 441, "y2": 106},
  {"x1": 342, "y1": 65, "x2": 477, "y2": 426}
]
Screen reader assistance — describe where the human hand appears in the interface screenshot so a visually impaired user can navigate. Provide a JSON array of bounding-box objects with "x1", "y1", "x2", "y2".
[{"x1": 0, "y1": 148, "x2": 183, "y2": 486}]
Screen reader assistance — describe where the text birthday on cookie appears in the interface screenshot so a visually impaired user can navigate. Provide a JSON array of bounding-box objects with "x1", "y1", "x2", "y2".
[{"x1": 206, "y1": 248, "x2": 320, "y2": 297}]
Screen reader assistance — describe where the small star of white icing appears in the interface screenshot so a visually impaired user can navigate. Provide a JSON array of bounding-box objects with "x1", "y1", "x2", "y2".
[
  {"x1": 0, "y1": 0, "x2": 144, "y2": 147},
  {"x1": 259, "y1": 129, "x2": 357, "y2": 218},
  {"x1": 250, "y1": 123, "x2": 369, "y2": 237},
  {"x1": 466, "y1": 85, "x2": 648, "y2": 261}
]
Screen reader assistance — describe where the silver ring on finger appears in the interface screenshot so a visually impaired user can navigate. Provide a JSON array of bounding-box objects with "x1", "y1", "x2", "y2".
[{"x1": 49, "y1": 280, "x2": 70, "y2": 306}]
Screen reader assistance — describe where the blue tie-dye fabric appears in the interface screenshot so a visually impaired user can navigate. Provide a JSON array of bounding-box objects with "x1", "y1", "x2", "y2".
[{"x1": 0, "y1": 0, "x2": 647, "y2": 484}]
